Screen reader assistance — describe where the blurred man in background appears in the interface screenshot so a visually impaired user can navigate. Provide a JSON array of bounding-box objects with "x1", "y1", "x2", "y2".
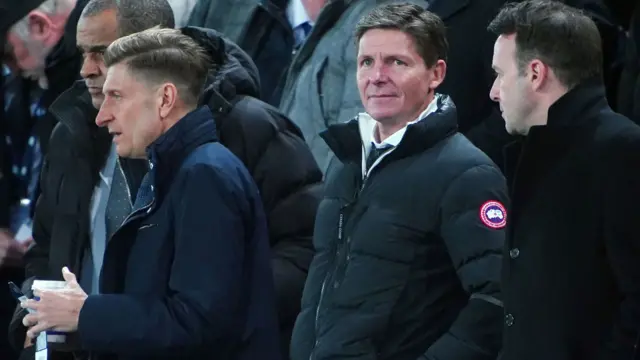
[{"x1": 0, "y1": 0, "x2": 86, "y2": 358}]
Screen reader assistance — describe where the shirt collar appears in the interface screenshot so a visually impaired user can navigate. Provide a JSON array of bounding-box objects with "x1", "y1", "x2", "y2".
[
  {"x1": 286, "y1": 0, "x2": 312, "y2": 29},
  {"x1": 360, "y1": 96, "x2": 440, "y2": 150}
]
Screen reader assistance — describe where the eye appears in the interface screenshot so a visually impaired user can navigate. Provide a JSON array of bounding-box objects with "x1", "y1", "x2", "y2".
[
  {"x1": 394, "y1": 59, "x2": 406, "y2": 66},
  {"x1": 361, "y1": 58, "x2": 373, "y2": 67}
]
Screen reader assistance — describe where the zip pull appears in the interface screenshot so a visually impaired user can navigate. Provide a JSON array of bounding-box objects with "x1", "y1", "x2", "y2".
[{"x1": 337, "y1": 211, "x2": 345, "y2": 241}]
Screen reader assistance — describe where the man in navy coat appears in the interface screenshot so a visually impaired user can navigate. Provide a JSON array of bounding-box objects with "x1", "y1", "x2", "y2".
[{"x1": 20, "y1": 27, "x2": 281, "y2": 360}]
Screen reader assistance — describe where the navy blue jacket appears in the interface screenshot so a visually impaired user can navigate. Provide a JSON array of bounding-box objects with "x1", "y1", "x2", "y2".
[{"x1": 75, "y1": 107, "x2": 281, "y2": 360}]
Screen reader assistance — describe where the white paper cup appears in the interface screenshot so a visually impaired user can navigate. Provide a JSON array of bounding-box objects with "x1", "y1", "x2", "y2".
[{"x1": 31, "y1": 280, "x2": 68, "y2": 343}]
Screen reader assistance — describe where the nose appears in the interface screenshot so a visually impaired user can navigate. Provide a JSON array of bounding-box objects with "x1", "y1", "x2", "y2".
[
  {"x1": 371, "y1": 64, "x2": 389, "y2": 85},
  {"x1": 489, "y1": 77, "x2": 500, "y2": 103},
  {"x1": 80, "y1": 57, "x2": 99, "y2": 79},
  {"x1": 95, "y1": 101, "x2": 112, "y2": 128}
]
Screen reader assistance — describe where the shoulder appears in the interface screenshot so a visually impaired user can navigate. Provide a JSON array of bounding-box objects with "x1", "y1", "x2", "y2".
[
  {"x1": 225, "y1": 96, "x2": 298, "y2": 138},
  {"x1": 179, "y1": 142, "x2": 257, "y2": 193},
  {"x1": 437, "y1": 133, "x2": 502, "y2": 175},
  {"x1": 592, "y1": 112, "x2": 640, "y2": 155}
]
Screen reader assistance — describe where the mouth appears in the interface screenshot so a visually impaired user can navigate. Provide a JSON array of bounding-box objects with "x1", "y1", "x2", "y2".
[
  {"x1": 110, "y1": 132, "x2": 122, "y2": 141},
  {"x1": 369, "y1": 94, "x2": 398, "y2": 99},
  {"x1": 87, "y1": 86, "x2": 103, "y2": 95}
]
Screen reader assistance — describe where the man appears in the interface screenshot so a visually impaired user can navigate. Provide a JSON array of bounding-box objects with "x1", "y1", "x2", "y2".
[
  {"x1": 0, "y1": 0, "x2": 86, "y2": 358},
  {"x1": 7, "y1": 1, "x2": 174, "y2": 358},
  {"x1": 21, "y1": 27, "x2": 281, "y2": 359},
  {"x1": 488, "y1": 1, "x2": 640, "y2": 359},
  {"x1": 10, "y1": 0, "x2": 321, "y2": 358},
  {"x1": 291, "y1": 4, "x2": 507, "y2": 359}
]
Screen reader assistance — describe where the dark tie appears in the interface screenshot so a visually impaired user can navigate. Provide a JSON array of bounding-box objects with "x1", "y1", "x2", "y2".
[
  {"x1": 366, "y1": 143, "x2": 394, "y2": 170},
  {"x1": 294, "y1": 21, "x2": 312, "y2": 47},
  {"x1": 105, "y1": 158, "x2": 133, "y2": 241}
]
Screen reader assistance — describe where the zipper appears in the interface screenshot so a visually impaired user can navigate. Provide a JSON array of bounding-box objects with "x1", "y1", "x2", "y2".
[{"x1": 310, "y1": 171, "x2": 371, "y2": 359}]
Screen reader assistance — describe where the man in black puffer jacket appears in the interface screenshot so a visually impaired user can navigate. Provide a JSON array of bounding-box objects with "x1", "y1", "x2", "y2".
[
  {"x1": 9, "y1": 1, "x2": 322, "y2": 359},
  {"x1": 291, "y1": 4, "x2": 507, "y2": 360}
]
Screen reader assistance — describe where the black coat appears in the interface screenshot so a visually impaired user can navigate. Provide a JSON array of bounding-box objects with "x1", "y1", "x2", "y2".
[
  {"x1": 292, "y1": 95, "x2": 507, "y2": 360},
  {"x1": 501, "y1": 80, "x2": 640, "y2": 360},
  {"x1": 184, "y1": 27, "x2": 322, "y2": 357},
  {"x1": 617, "y1": 3, "x2": 640, "y2": 124},
  {"x1": 76, "y1": 107, "x2": 280, "y2": 360}
]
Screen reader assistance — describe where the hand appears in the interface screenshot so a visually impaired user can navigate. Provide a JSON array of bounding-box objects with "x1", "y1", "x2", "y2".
[
  {"x1": 0, "y1": 229, "x2": 32, "y2": 267},
  {"x1": 22, "y1": 267, "x2": 88, "y2": 339}
]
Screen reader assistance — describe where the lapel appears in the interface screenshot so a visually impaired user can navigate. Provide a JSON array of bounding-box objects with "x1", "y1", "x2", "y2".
[{"x1": 504, "y1": 127, "x2": 574, "y2": 231}]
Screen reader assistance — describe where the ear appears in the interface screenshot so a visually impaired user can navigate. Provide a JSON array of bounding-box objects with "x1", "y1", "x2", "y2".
[
  {"x1": 527, "y1": 59, "x2": 549, "y2": 91},
  {"x1": 157, "y1": 83, "x2": 179, "y2": 119},
  {"x1": 428, "y1": 59, "x2": 447, "y2": 90},
  {"x1": 26, "y1": 11, "x2": 52, "y2": 41}
]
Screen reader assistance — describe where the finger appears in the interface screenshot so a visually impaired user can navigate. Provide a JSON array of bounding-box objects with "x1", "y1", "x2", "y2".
[
  {"x1": 62, "y1": 267, "x2": 81, "y2": 289},
  {"x1": 26, "y1": 321, "x2": 49, "y2": 339},
  {"x1": 22, "y1": 313, "x2": 38, "y2": 327},
  {"x1": 21, "y1": 299, "x2": 40, "y2": 311}
]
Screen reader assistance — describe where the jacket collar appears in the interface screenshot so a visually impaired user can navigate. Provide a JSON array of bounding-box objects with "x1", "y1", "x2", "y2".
[
  {"x1": 543, "y1": 77, "x2": 609, "y2": 129},
  {"x1": 322, "y1": 93, "x2": 459, "y2": 165},
  {"x1": 146, "y1": 106, "x2": 218, "y2": 189}
]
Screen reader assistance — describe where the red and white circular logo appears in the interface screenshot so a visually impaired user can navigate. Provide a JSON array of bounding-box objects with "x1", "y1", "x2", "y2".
[{"x1": 479, "y1": 201, "x2": 507, "y2": 229}]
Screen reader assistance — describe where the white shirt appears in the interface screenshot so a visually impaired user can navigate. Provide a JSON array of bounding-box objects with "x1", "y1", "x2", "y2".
[
  {"x1": 358, "y1": 97, "x2": 439, "y2": 178},
  {"x1": 167, "y1": 0, "x2": 198, "y2": 27}
]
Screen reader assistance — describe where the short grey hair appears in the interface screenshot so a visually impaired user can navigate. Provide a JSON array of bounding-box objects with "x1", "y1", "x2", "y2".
[
  {"x1": 104, "y1": 27, "x2": 211, "y2": 106},
  {"x1": 11, "y1": 0, "x2": 76, "y2": 39},
  {"x1": 81, "y1": 0, "x2": 175, "y2": 36}
]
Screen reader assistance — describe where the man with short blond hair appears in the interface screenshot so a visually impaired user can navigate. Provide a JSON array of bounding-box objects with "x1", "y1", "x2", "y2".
[{"x1": 21, "y1": 27, "x2": 281, "y2": 360}]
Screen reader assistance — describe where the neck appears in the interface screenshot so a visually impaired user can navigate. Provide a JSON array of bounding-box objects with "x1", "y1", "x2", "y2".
[{"x1": 160, "y1": 106, "x2": 195, "y2": 135}]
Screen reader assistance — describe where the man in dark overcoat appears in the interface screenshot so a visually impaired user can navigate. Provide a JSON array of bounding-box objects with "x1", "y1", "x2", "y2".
[{"x1": 489, "y1": 1, "x2": 640, "y2": 359}]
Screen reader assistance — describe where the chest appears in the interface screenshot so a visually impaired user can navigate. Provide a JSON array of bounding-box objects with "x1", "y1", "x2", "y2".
[
  {"x1": 100, "y1": 188, "x2": 177, "y2": 294},
  {"x1": 315, "y1": 160, "x2": 450, "y2": 257}
]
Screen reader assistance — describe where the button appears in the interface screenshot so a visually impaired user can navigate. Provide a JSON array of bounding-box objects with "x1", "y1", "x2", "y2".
[
  {"x1": 505, "y1": 313, "x2": 514, "y2": 327},
  {"x1": 150, "y1": 185, "x2": 154, "y2": 192},
  {"x1": 148, "y1": 161, "x2": 154, "y2": 169},
  {"x1": 509, "y1": 248, "x2": 520, "y2": 259},
  {"x1": 333, "y1": 281, "x2": 340, "y2": 289}
]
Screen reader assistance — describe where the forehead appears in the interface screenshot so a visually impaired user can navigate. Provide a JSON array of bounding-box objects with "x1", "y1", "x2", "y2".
[
  {"x1": 76, "y1": 10, "x2": 118, "y2": 49},
  {"x1": 358, "y1": 28, "x2": 419, "y2": 57},
  {"x1": 493, "y1": 34, "x2": 516, "y2": 64},
  {"x1": 104, "y1": 63, "x2": 138, "y2": 90}
]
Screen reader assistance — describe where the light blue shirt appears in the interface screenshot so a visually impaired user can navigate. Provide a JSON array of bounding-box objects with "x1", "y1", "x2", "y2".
[
  {"x1": 83, "y1": 144, "x2": 117, "y2": 294},
  {"x1": 286, "y1": 0, "x2": 313, "y2": 46}
]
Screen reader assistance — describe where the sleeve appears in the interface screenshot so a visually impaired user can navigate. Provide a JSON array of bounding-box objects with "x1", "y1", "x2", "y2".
[
  {"x1": 422, "y1": 164, "x2": 508, "y2": 360},
  {"x1": 8, "y1": 123, "x2": 67, "y2": 351},
  {"x1": 600, "y1": 132, "x2": 640, "y2": 359},
  {"x1": 332, "y1": 31, "x2": 364, "y2": 130},
  {"x1": 253, "y1": 129, "x2": 323, "y2": 326},
  {"x1": 77, "y1": 164, "x2": 251, "y2": 355}
]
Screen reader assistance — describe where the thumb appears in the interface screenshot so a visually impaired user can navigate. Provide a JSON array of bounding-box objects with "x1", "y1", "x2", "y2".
[{"x1": 62, "y1": 267, "x2": 79, "y2": 287}]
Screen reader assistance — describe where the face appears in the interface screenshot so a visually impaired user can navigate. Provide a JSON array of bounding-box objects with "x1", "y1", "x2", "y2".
[
  {"x1": 357, "y1": 29, "x2": 445, "y2": 126},
  {"x1": 6, "y1": 12, "x2": 57, "y2": 79},
  {"x1": 76, "y1": 10, "x2": 119, "y2": 109},
  {"x1": 300, "y1": 0, "x2": 328, "y2": 22},
  {"x1": 490, "y1": 35, "x2": 536, "y2": 135},
  {"x1": 96, "y1": 63, "x2": 164, "y2": 159}
]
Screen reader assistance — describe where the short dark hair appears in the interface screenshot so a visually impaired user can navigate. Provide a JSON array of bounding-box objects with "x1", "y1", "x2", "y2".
[
  {"x1": 488, "y1": 0, "x2": 602, "y2": 89},
  {"x1": 103, "y1": 27, "x2": 211, "y2": 106},
  {"x1": 355, "y1": 3, "x2": 448, "y2": 67},
  {"x1": 82, "y1": 0, "x2": 175, "y2": 36}
]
